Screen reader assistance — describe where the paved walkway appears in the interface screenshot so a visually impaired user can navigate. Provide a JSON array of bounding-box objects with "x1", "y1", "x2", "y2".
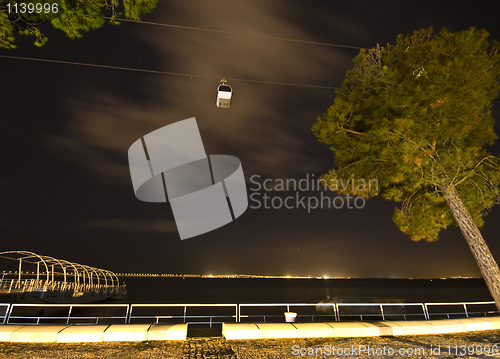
[
  {"x1": 2, "y1": 330, "x2": 500, "y2": 358},
  {"x1": 0, "y1": 316, "x2": 499, "y2": 343},
  {"x1": 0, "y1": 323, "x2": 187, "y2": 343},
  {"x1": 223, "y1": 316, "x2": 500, "y2": 339}
]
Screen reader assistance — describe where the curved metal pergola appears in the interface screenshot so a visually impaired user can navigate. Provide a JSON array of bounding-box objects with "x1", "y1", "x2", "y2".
[{"x1": 0, "y1": 251, "x2": 119, "y2": 287}]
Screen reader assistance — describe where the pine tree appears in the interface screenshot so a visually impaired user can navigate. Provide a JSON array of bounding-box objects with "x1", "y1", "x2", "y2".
[
  {"x1": 312, "y1": 27, "x2": 500, "y2": 309},
  {"x1": 0, "y1": 0, "x2": 158, "y2": 48}
]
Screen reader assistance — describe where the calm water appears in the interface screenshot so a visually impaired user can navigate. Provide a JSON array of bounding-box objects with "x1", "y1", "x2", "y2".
[{"x1": 117, "y1": 277, "x2": 492, "y2": 304}]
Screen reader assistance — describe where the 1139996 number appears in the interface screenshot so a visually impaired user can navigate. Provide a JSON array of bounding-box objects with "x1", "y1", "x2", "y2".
[{"x1": 7, "y1": 2, "x2": 58, "y2": 14}]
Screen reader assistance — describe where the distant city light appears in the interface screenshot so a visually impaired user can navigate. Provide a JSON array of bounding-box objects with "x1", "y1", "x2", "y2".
[{"x1": 111, "y1": 273, "x2": 477, "y2": 280}]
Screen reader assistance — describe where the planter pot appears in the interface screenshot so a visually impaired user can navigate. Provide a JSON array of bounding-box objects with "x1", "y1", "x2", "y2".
[{"x1": 284, "y1": 312, "x2": 297, "y2": 323}]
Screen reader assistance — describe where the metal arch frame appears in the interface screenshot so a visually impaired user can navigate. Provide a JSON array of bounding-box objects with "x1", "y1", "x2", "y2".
[
  {"x1": 89, "y1": 267, "x2": 117, "y2": 287},
  {"x1": 4, "y1": 252, "x2": 81, "y2": 285},
  {"x1": 0, "y1": 251, "x2": 51, "y2": 282},
  {"x1": 102, "y1": 269, "x2": 119, "y2": 286},
  {"x1": 80, "y1": 264, "x2": 102, "y2": 286},
  {"x1": 67, "y1": 262, "x2": 91, "y2": 286},
  {"x1": 39, "y1": 256, "x2": 66, "y2": 283},
  {"x1": 56, "y1": 259, "x2": 84, "y2": 286},
  {"x1": 110, "y1": 270, "x2": 119, "y2": 286},
  {"x1": 0, "y1": 251, "x2": 120, "y2": 288}
]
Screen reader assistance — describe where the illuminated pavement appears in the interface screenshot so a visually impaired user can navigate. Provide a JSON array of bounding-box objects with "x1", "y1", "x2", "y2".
[{"x1": 1, "y1": 316, "x2": 500, "y2": 343}]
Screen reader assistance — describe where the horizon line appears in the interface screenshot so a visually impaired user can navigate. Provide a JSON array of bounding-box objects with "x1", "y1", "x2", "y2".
[{"x1": 114, "y1": 273, "x2": 482, "y2": 280}]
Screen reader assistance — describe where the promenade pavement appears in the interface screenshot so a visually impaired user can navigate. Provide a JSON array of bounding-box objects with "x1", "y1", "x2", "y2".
[{"x1": 0, "y1": 316, "x2": 499, "y2": 343}]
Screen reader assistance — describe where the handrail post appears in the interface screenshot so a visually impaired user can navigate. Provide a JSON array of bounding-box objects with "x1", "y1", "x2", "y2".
[
  {"x1": 126, "y1": 304, "x2": 132, "y2": 324},
  {"x1": 67, "y1": 305, "x2": 73, "y2": 324},
  {"x1": 463, "y1": 303, "x2": 469, "y2": 318},
  {"x1": 3, "y1": 304, "x2": 11, "y2": 324},
  {"x1": 18, "y1": 259, "x2": 22, "y2": 282},
  {"x1": 380, "y1": 304, "x2": 385, "y2": 321},
  {"x1": 5, "y1": 304, "x2": 14, "y2": 324}
]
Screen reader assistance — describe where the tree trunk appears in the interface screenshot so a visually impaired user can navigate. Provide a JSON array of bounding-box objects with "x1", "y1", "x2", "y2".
[{"x1": 441, "y1": 183, "x2": 500, "y2": 312}]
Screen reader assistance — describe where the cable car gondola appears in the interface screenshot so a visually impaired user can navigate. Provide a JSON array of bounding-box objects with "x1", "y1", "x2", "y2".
[{"x1": 216, "y1": 78, "x2": 232, "y2": 108}]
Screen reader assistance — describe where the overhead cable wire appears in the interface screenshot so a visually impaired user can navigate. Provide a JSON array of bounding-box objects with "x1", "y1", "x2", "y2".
[
  {"x1": 104, "y1": 17, "x2": 365, "y2": 50},
  {"x1": 1, "y1": 55, "x2": 499, "y2": 102},
  {"x1": 0, "y1": 54, "x2": 338, "y2": 89},
  {"x1": 110, "y1": 17, "x2": 499, "y2": 103}
]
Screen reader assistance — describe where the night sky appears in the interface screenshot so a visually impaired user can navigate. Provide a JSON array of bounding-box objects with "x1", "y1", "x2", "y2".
[{"x1": 1, "y1": 0, "x2": 500, "y2": 278}]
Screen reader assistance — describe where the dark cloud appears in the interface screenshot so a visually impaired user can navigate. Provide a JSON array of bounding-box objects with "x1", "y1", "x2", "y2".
[{"x1": 89, "y1": 219, "x2": 177, "y2": 233}]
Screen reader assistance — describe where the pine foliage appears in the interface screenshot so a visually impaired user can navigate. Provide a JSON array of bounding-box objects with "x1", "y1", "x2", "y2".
[
  {"x1": 312, "y1": 28, "x2": 500, "y2": 242},
  {"x1": 0, "y1": 0, "x2": 159, "y2": 48}
]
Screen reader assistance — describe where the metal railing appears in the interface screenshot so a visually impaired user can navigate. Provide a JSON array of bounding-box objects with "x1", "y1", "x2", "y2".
[
  {"x1": 128, "y1": 304, "x2": 238, "y2": 327},
  {"x1": 239, "y1": 303, "x2": 338, "y2": 323},
  {"x1": 0, "y1": 303, "x2": 10, "y2": 324},
  {"x1": 336, "y1": 303, "x2": 428, "y2": 321},
  {"x1": 424, "y1": 301, "x2": 498, "y2": 320},
  {"x1": 5, "y1": 303, "x2": 129, "y2": 325},
  {"x1": 0, "y1": 301, "x2": 496, "y2": 325},
  {"x1": 238, "y1": 301, "x2": 498, "y2": 323}
]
